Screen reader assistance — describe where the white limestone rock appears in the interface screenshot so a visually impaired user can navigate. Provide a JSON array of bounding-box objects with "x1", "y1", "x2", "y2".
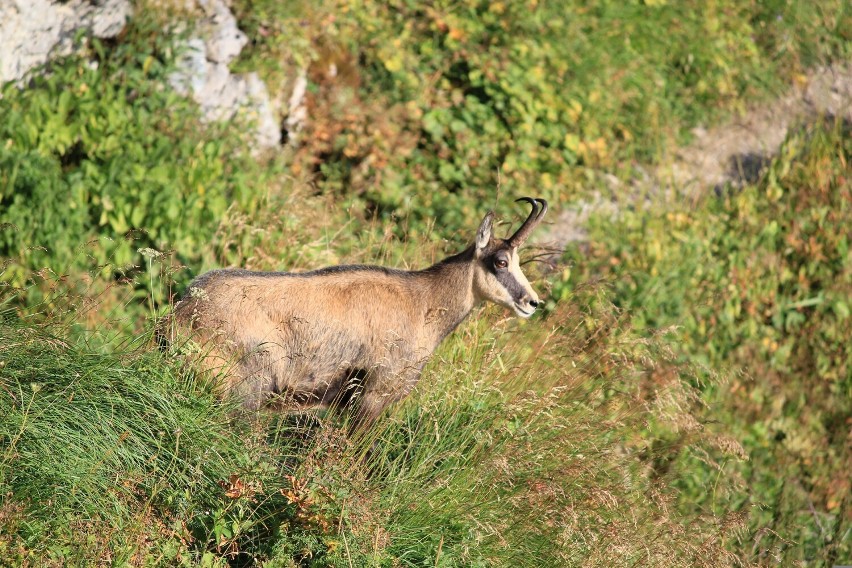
[{"x1": 0, "y1": 0, "x2": 132, "y2": 85}]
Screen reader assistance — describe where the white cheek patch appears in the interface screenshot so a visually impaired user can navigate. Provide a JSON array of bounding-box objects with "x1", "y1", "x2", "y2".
[
  {"x1": 474, "y1": 266, "x2": 512, "y2": 307},
  {"x1": 474, "y1": 248, "x2": 539, "y2": 310}
]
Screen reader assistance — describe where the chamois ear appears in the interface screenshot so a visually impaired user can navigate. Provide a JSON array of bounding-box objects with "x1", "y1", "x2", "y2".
[{"x1": 475, "y1": 211, "x2": 494, "y2": 253}]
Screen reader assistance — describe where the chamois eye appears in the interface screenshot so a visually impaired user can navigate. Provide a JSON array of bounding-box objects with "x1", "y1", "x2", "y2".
[{"x1": 495, "y1": 259, "x2": 508, "y2": 270}]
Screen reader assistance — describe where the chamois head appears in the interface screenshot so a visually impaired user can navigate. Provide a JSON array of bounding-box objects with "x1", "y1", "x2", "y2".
[{"x1": 472, "y1": 197, "x2": 548, "y2": 318}]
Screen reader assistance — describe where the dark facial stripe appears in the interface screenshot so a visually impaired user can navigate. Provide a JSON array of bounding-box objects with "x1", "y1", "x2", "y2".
[{"x1": 494, "y1": 267, "x2": 528, "y2": 301}]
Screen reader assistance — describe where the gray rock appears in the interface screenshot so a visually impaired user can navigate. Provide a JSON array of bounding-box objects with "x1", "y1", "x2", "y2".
[
  {"x1": 169, "y1": 0, "x2": 280, "y2": 150},
  {"x1": 89, "y1": 0, "x2": 132, "y2": 37},
  {"x1": 244, "y1": 73, "x2": 280, "y2": 149},
  {"x1": 1, "y1": 0, "x2": 278, "y2": 150},
  {"x1": 197, "y1": 0, "x2": 247, "y2": 65},
  {"x1": 805, "y1": 62, "x2": 852, "y2": 122},
  {"x1": 170, "y1": 41, "x2": 281, "y2": 151},
  {"x1": 285, "y1": 69, "x2": 308, "y2": 145},
  {"x1": 0, "y1": 0, "x2": 131, "y2": 85},
  {"x1": 170, "y1": 39, "x2": 210, "y2": 98}
]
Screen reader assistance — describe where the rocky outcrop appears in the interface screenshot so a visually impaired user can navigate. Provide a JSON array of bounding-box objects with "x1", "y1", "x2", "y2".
[
  {"x1": 0, "y1": 0, "x2": 132, "y2": 84},
  {"x1": 169, "y1": 0, "x2": 280, "y2": 150},
  {"x1": 0, "y1": 0, "x2": 280, "y2": 151}
]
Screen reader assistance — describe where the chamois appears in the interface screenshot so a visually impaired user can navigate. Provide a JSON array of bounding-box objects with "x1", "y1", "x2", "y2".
[{"x1": 163, "y1": 197, "x2": 548, "y2": 427}]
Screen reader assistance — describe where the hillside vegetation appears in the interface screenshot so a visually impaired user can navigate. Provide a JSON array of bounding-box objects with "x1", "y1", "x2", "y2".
[
  {"x1": 1, "y1": 1, "x2": 850, "y2": 565},
  {"x1": 563, "y1": 120, "x2": 852, "y2": 563}
]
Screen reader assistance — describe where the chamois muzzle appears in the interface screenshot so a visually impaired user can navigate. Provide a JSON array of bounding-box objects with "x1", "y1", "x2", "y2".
[{"x1": 507, "y1": 197, "x2": 548, "y2": 248}]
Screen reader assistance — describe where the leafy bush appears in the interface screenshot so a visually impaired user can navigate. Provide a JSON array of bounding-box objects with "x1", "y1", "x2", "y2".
[
  {"x1": 0, "y1": 18, "x2": 269, "y2": 310},
  {"x1": 0, "y1": 148, "x2": 87, "y2": 287},
  {"x1": 235, "y1": 0, "x2": 851, "y2": 231}
]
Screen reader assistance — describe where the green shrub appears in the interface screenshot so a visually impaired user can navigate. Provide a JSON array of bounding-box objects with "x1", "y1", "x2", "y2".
[
  {"x1": 0, "y1": 18, "x2": 270, "y2": 311},
  {"x1": 0, "y1": 147, "x2": 87, "y2": 287},
  {"x1": 235, "y1": 0, "x2": 851, "y2": 232},
  {"x1": 562, "y1": 119, "x2": 852, "y2": 563}
]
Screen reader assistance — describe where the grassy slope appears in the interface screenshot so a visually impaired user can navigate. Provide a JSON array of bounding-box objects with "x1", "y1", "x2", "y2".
[
  {"x1": 1, "y1": 1, "x2": 850, "y2": 565},
  {"x1": 562, "y1": 120, "x2": 852, "y2": 564},
  {"x1": 1, "y1": 289, "x2": 743, "y2": 566}
]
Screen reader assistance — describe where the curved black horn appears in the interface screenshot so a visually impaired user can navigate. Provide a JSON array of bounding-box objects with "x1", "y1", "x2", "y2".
[{"x1": 507, "y1": 197, "x2": 548, "y2": 247}]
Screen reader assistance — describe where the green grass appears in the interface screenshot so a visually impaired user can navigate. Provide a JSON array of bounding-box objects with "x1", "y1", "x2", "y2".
[
  {"x1": 0, "y1": 313, "x2": 369, "y2": 565},
  {"x1": 0, "y1": 284, "x2": 746, "y2": 566},
  {"x1": 2, "y1": 1, "x2": 851, "y2": 565},
  {"x1": 561, "y1": 119, "x2": 852, "y2": 564}
]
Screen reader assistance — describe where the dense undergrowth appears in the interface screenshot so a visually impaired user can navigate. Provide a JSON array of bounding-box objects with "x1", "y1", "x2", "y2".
[
  {"x1": 0, "y1": 19, "x2": 267, "y2": 314},
  {"x1": 1, "y1": 0, "x2": 851, "y2": 565},
  {"x1": 1, "y1": 285, "x2": 743, "y2": 566},
  {"x1": 562, "y1": 120, "x2": 852, "y2": 563},
  {"x1": 234, "y1": 0, "x2": 851, "y2": 227}
]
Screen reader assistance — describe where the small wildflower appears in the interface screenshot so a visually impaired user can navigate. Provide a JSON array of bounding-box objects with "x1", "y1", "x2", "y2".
[{"x1": 138, "y1": 247, "x2": 164, "y2": 261}]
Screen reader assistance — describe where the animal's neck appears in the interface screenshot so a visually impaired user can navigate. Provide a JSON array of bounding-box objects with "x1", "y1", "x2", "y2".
[{"x1": 419, "y1": 246, "x2": 477, "y2": 345}]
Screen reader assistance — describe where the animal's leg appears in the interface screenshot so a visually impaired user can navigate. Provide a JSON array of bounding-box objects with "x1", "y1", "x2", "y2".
[{"x1": 349, "y1": 367, "x2": 422, "y2": 432}]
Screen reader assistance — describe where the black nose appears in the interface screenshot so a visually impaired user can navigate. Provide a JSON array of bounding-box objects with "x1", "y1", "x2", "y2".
[{"x1": 529, "y1": 299, "x2": 540, "y2": 308}]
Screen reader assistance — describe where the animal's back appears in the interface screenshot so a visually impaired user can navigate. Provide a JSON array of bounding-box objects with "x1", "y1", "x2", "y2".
[
  {"x1": 174, "y1": 267, "x2": 426, "y2": 335},
  {"x1": 167, "y1": 267, "x2": 431, "y2": 409}
]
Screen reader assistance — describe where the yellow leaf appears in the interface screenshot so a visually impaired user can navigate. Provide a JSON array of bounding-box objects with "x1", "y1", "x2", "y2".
[
  {"x1": 383, "y1": 54, "x2": 403, "y2": 73},
  {"x1": 566, "y1": 100, "x2": 583, "y2": 121},
  {"x1": 564, "y1": 133, "x2": 580, "y2": 153}
]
